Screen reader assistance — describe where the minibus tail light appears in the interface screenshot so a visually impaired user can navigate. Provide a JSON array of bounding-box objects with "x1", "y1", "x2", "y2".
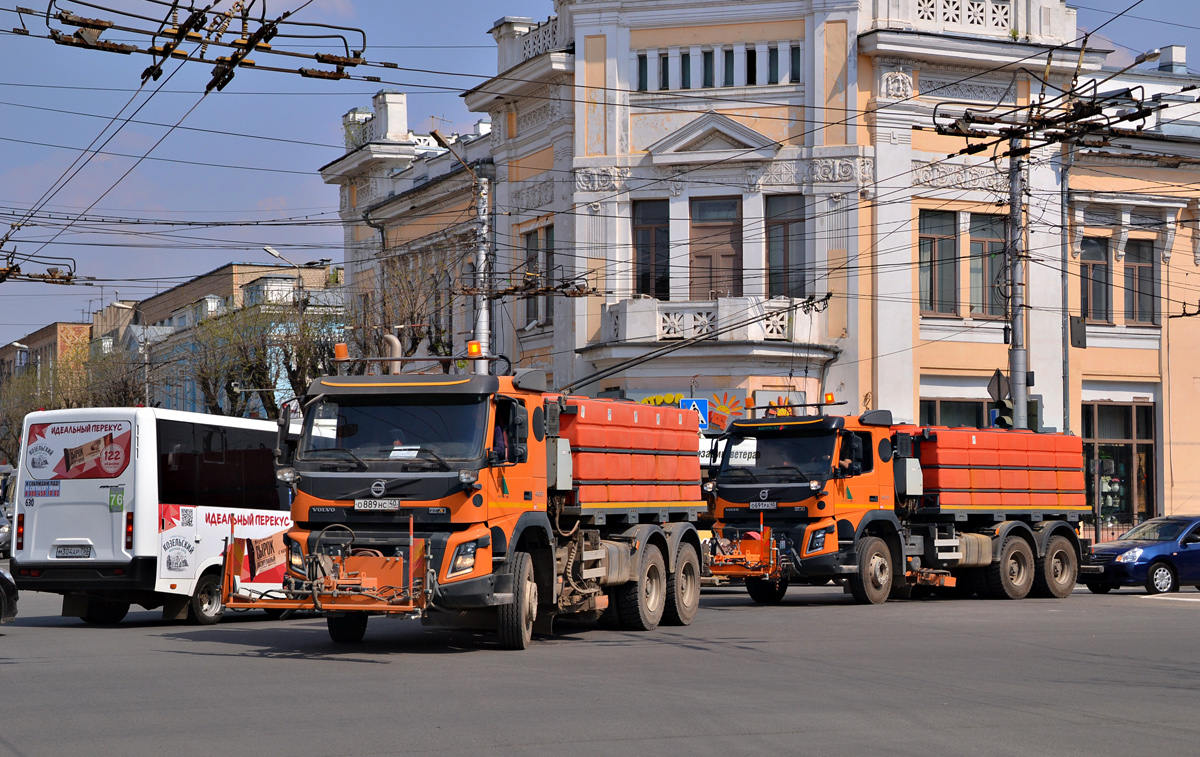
[
  {"x1": 15, "y1": 513, "x2": 23, "y2": 551},
  {"x1": 124, "y1": 512, "x2": 134, "y2": 550}
]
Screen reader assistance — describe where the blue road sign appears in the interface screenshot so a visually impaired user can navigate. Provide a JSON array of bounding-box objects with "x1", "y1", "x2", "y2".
[{"x1": 680, "y1": 398, "x2": 710, "y2": 429}]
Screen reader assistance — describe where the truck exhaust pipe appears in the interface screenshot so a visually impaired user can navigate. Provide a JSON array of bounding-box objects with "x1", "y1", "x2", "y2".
[{"x1": 381, "y1": 333, "x2": 403, "y2": 375}]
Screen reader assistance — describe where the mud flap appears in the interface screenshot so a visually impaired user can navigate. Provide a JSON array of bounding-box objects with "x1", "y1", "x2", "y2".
[{"x1": 162, "y1": 595, "x2": 189, "y2": 620}]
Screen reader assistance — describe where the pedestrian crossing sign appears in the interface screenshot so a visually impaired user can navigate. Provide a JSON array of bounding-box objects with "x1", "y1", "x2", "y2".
[{"x1": 680, "y1": 398, "x2": 709, "y2": 429}]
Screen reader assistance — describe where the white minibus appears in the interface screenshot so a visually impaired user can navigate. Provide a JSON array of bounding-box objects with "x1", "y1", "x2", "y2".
[{"x1": 11, "y1": 408, "x2": 291, "y2": 624}]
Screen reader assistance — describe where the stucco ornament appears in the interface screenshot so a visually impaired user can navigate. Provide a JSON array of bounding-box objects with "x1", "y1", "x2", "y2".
[{"x1": 882, "y1": 71, "x2": 913, "y2": 99}]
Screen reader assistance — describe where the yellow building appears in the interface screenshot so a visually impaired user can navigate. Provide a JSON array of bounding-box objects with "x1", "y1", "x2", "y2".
[{"x1": 331, "y1": 1, "x2": 1200, "y2": 526}]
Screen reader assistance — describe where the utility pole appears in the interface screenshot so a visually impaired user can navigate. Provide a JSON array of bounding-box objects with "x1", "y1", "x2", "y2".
[
  {"x1": 473, "y1": 176, "x2": 491, "y2": 376},
  {"x1": 1008, "y1": 139, "x2": 1028, "y2": 430}
]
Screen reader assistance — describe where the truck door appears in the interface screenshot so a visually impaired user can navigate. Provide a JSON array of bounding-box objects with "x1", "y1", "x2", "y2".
[{"x1": 837, "y1": 431, "x2": 879, "y2": 509}]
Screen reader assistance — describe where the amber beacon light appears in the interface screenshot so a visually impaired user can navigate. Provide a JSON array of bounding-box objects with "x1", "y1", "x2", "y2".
[{"x1": 467, "y1": 340, "x2": 483, "y2": 358}]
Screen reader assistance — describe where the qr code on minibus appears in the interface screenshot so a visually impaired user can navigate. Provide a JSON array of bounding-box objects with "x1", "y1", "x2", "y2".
[{"x1": 180, "y1": 508, "x2": 194, "y2": 528}]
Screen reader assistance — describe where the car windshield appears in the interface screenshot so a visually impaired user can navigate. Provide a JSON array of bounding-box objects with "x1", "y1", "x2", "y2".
[
  {"x1": 717, "y1": 430, "x2": 836, "y2": 483},
  {"x1": 1120, "y1": 519, "x2": 1191, "y2": 542},
  {"x1": 298, "y1": 395, "x2": 488, "y2": 465}
]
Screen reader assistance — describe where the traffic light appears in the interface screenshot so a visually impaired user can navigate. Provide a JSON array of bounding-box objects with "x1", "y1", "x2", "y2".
[{"x1": 994, "y1": 399, "x2": 1014, "y2": 429}]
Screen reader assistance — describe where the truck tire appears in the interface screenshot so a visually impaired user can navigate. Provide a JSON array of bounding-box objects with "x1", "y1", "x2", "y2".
[
  {"x1": 498, "y1": 551, "x2": 537, "y2": 649},
  {"x1": 745, "y1": 576, "x2": 789, "y2": 604},
  {"x1": 616, "y1": 545, "x2": 666, "y2": 631},
  {"x1": 985, "y1": 535, "x2": 1034, "y2": 599},
  {"x1": 663, "y1": 543, "x2": 700, "y2": 625},
  {"x1": 327, "y1": 613, "x2": 368, "y2": 644},
  {"x1": 1031, "y1": 535, "x2": 1077, "y2": 599},
  {"x1": 81, "y1": 599, "x2": 130, "y2": 625},
  {"x1": 187, "y1": 573, "x2": 225, "y2": 625},
  {"x1": 1086, "y1": 582, "x2": 1115, "y2": 594},
  {"x1": 849, "y1": 536, "x2": 892, "y2": 605}
]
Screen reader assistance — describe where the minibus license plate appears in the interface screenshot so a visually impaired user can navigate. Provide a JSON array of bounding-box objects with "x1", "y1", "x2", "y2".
[
  {"x1": 355, "y1": 499, "x2": 400, "y2": 512},
  {"x1": 56, "y1": 546, "x2": 91, "y2": 558},
  {"x1": 749, "y1": 501, "x2": 777, "y2": 510}
]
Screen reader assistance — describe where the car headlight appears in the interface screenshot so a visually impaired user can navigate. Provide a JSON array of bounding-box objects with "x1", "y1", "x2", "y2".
[
  {"x1": 1117, "y1": 547, "x2": 1143, "y2": 564},
  {"x1": 0, "y1": 524, "x2": 9, "y2": 534},
  {"x1": 448, "y1": 541, "x2": 478, "y2": 577},
  {"x1": 287, "y1": 539, "x2": 305, "y2": 573}
]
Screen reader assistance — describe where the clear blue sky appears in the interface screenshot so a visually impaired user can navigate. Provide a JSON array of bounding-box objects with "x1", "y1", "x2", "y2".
[{"x1": 0, "y1": 0, "x2": 1190, "y2": 345}]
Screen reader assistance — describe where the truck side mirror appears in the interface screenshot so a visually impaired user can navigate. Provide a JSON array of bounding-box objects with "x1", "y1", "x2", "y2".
[{"x1": 513, "y1": 405, "x2": 529, "y2": 464}]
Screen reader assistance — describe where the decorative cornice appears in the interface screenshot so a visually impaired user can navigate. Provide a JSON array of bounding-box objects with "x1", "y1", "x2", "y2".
[
  {"x1": 512, "y1": 179, "x2": 556, "y2": 210},
  {"x1": 912, "y1": 160, "x2": 1008, "y2": 192},
  {"x1": 575, "y1": 166, "x2": 630, "y2": 192}
]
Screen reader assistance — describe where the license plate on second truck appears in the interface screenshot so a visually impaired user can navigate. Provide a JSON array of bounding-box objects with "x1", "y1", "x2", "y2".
[
  {"x1": 749, "y1": 502, "x2": 777, "y2": 510},
  {"x1": 354, "y1": 499, "x2": 400, "y2": 512},
  {"x1": 55, "y1": 546, "x2": 91, "y2": 558}
]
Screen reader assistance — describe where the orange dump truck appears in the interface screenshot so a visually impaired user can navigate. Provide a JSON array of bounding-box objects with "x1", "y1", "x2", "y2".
[
  {"x1": 707, "y1": 410, "x2": 1100, "y2": 604},
  {"x1": 222, "y1": 369, "x2": 704, "y2": 648}
]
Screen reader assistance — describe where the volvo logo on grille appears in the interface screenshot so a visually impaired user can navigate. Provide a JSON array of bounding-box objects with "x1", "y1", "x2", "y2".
[
  {"x1": 760, "y1": 489, "x2": 770, "y2": 501},
  {"x1": 370, "y1": 480, "x2": 388, "y2": 497}
]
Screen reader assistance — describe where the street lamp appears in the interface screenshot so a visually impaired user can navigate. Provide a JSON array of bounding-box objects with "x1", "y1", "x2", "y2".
[{"x1": 264, "y1": 245, "x2": 304, "y2": 291}]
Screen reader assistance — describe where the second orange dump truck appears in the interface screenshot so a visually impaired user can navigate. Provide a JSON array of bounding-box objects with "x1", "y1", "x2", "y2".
[
  {"x1": 707, "y1": 410, "x2": 1100, "y2": 603},
  {"x1": 222, "y1": 369, "x2": 704, "y2": 648}
]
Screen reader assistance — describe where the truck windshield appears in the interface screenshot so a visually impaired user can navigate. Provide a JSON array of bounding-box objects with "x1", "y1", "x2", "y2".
[
  {"x1": 298, "y1": 395, "x2": 488, "y2": 466},
  {"x1": 718, "y1": 431, "x2": 836, "y2": 483}
]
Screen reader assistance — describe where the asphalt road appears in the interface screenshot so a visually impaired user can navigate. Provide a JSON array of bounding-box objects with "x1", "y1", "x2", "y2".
[{"x1": 1, "y1": 567, "x2": 1197, "y2": 757}]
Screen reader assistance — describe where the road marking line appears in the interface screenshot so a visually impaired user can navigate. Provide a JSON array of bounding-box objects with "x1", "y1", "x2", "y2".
[{"x1": 1139, "y1": 595, "x2": 1200, "y2": 602}]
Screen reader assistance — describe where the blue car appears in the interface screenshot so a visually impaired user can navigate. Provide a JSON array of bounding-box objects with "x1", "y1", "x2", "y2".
[{"x1": 1087, "y1": 516, "x2": 1200, "y2": 594}]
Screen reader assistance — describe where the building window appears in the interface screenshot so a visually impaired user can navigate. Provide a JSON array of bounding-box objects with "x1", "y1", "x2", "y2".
[
  {"x1": 1124, "y1": 239, "x2": 1157, "y2": 325},
  {"x1": 637, "y1": 54, "x2": 648, "y2": 91},
  {"x1": 790, "y1": 46, "x2": 801, "y2": 82},
  {"x1": 1080, "y1": 237, "x2": 1111, "y2": 323},
  {"x1": 524, "y1": 230, "x2": 540, "y2": 324},
  {"x1": 918, "y1": 210, "x2": 957, "y2": 315},
  {"x1": 969, "y1": 214, "x2": 1006, "y2": 318},
  {"x1": 766, "y1": 195, "x2": 805, "y2": 298},
  {"x1": 702, "y1": 50, "x2": 714, "y2": 88},
  {"x1": 920, "y1": 399, "x2": 987, "y2": 428},
  {"x1": 634, "y1": 200, "x2": 670, "y2": 301},
  {"x1": 681, "y1": 52, "x2": 691, "y2": 89},
  {"x1": 745, "y1": 48, "x2": 757, "y2": 85},
  {"x1": 1081, "y1": 402, "x2": 1156, "y2": 534},
  {"x1": 723, "y1": 49, "x2": 735, "y2": 86},
  {"x1": 768, "y1": 46, "x2": 779, "y2": 84},
  {"x1": 690, "y1": 197, "x2": 742, "y2": 299},
  {"x1": 660, "y1": 54, "x2": 670, "y2": 90}
]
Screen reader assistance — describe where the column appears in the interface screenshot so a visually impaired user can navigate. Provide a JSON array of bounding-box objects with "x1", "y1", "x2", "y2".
[
  {"x1": 689, "y1": 45, "x2": 703, "y2": 90},
  {"x1": 742, "y1": 191, "x2": 767, "y2": 298},
  {"x1": 667, "y1": 47, "x2": 681, "y2": 91},
  {"x1": 647, "y1": 48, "x2": 660, "y2": 91},
  {"x1": 714, "y1": 45, "x2": 726, "y2": 89},
  {"x1": 669, "y1": 193, "x2": 690, "y2": 301},
  {"x1": 755, "y1": 41, "x2": 770, "y2": 87},
  {"x1": 778, "y1": 41, "x2": 792, "y2": 84}
]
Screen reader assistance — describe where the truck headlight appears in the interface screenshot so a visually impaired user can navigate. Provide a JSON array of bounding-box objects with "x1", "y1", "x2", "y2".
[
  {"x1": 277, "y1": 467, "x2": 298, "y2": 484},
  {"x1": 808, "y1": 529, "x2": 826, "y2": 553},
  {"x1": 287, "y1": 539, "x2": 305, "y2": 573},
  {"x1": 448, "y1": 541, "x2": 478, "y2": 577},
  {"x1": 1116, "y1": 547, "x2": 1143, "y2": 564}
]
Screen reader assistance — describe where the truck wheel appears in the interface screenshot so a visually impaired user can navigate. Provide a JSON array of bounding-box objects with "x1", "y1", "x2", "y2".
[
  {"x1": 498, "y1": 551, "x2": 537, "y2": 649},
  {"x1": 985, "y1": 535, "x2": 1034, "y2": 599},
  {"x1": 1146, "y1": 562, "x2": 1176, "y2": 594},
  {"x1": 1031, "y1": 535, "x2": 1077, "y2": 599},
  {"x1": 187, "y1": 573, "x2": 225, "y2": 625},
  {"x1": 327, "y1": 613, "x2": 368, "y2": 644},
  {"x1": 663, "y1": 543, "x2": 700, "y2": 626},
  {"x1": 81, "y1": 599, "x2": 130, "y2": 625},
  {"x1": 849, "y1": 536, "x2": 892, "y2": 605},
  {"x1": 745, "y1": 576, "x2": 789, "y2": 604},
  {"x1": 616, "y1": 545, "x2": 666, "y2": 631},
  {"x1": 1086, "y1": 582, "x2": 1114, "y2": 594}
]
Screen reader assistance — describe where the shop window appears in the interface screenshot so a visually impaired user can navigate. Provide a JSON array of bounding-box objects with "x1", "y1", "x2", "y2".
[
  {"x1": 919, "y1": 210, "x2": 957, "y2": 315},
  {"x1": 634, "y1": 200, "x2": 670, "y2": 301},
  {"x1": 969, "y1": 214, "x2": 1006, "y2": 318},
  {"x1": 1082, "y1": 401, "x2": 1157, "y2": 536},
  {"x1": 1080, "y1": 237, "x2": 1111, "y2": 323},
  {"x1": 1124, "y1": 239, "x2": 1157, "y2": 325},
  {"x1": 766, "y1": 195, "x2": 805, "y2": 298}
]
